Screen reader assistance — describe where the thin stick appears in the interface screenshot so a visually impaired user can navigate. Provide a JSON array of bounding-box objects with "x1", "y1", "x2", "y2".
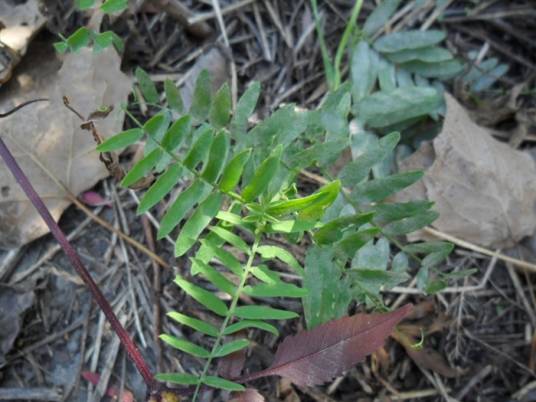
[{"x1": 0, "y1": 136, "x2": 155, "y2": 389}]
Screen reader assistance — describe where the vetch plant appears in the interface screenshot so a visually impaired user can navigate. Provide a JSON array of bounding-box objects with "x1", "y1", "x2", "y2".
[{"x1": 0, "y1": 1, "x2": 477, "y2": 400}]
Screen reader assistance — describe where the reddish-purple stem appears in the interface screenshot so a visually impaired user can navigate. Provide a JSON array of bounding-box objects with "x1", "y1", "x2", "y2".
[{"x1": 0, "y1": 136, "x2": 155, "y2": 389}]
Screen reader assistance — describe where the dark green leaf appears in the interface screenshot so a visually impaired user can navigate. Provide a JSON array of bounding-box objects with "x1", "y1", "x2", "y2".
[
  {"x1": 219, "y1": 149, "x2": 251, "y2": 192},
  {"x1": 209, "y1": 83, "x2": 232, "y2": 127},
  {"x1": 336, "y1": 228, "x2": 381, "y2": 259},
  {"x1": 383, "y1": 211, "x2": 439, "y2": 236},
  {"x1": 202, "y1": 132, "x2": 229, "y2": 183},
  {"x1": 374, "y1": 201, "x2": 434, "y2": 225},
  {"x1": 97, "y1": 128, "x2": 143, "y2": 152},
  {"x1": 121, "y1": 149, "x2": 162, "y2": 188},
  {"x1": 244, "y1": 282, "x2": 307, "y2": 298},
  {"x1": 191, "y1": 258, "x2": 236, "y2": 296},
  {"x1": 363, "y1": 0, "x2": 402, "y2": 35},
  {"x1": 241, "y1": 147, "x2": 282, "y2": 202},
  {"x1": 231, "y1": 81, "x2": 260, "y2": 139},
  {"x1": 351, "y1": 41, "x2": 377, "y2": 102},
  {"x1": 400, "y1": 59, "x2": 464, "y2": 78},
  {"x1": 351, "y1": 171, "x2": 424, "y2": 204},
  {"x1": 158, "y1": 181, "x2": 210, "y2": 239},
  {"x1": 386, "y1": 46, "x2": 453, "y2": 64},
  {"x1": 200, "y1": 239, "x2": 243, "y2": 276},
  {"x1": 190, "y1": 70, "x2": 211, "y2": 120},
  {"x1": 256, "y1": 245, "x2": 304, "y2": 277},
  {"x1": 138, "y1": 163, "x2": 182, "y2": 213},
  {"x1": 76, "y1": 0, "x2": 95, "y2": 9},
  {"x1": 175, "y1": 193, "x2": 224, "y2": 257},
  {"x1": 183, "y1": 126, "x2": 213, "y2": 170},
  {"x1": 135, "y1": 67, "x2": 159, "y2": 104},
  {"x1": 314, "y1": 212, "x2": 374, "y2": 245},
  {"x1": 161, "y1": 115, "x2": 191, "y2": 152},
  {"x1": 209, "y1": 226, "x2": 249, "y2": 253},
  {"x1": 155, "y1": 373, "x2": 199, "y2": 385},
  {"x1": 164, "y1": 79, "x2": 184, "y2": 113}
]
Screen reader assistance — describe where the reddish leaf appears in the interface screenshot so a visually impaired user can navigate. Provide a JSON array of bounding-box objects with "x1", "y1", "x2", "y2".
[
  {"x1": 229, "y1": 388, "x2": 265, "y2": 402},
  {"x1": 82, "y1": 371, "x2": 134, "y2": 402},
  {"x1": 241, "y1": 304, "x2": 412, "y2": 386},
  {"x1": 218, "y1": 348, "x2": 247, "y2": 379}
]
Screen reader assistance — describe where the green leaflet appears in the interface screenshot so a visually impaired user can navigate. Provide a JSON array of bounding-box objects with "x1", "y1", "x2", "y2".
[
  {"x1": 358, "y1": 87, "x2": 442, "y2": 128},
  {"x1": 191, "y1": 258, "x2": 236, "y2": 296},
  {"x1": 213, "y1": 339, "x2": 249, "y2": 357},
  {"x1": 121, "y1": 149, "x2": 162, "y2": 188},
  {"x1": 256, "y1": 245, "x2": 304, "y2": 277},
  {"x1": 336, "y1": 227, "x2": 381, "y2": 259},
  {"x1": 386, "y1": 46, "x2": 453, "y2": 64},
  {"x1": 374, "y1": 30, "x2": 446, "y2": 53},
  {"x1": 250, "y1": 265, "x2": 280, "y2": 284},
  {"x1": 374, "y1": 201, "x2": 434, "y2": 225},
  {"x1": 201, "y1": 132, "x2": 229, "y2": 183},
  {"x1": 266, "y1": 180, "x2": 341, "y2": 220},
  {"x1": 202, "y1": 376, "x2": 244, "y2": 391},
  {"x1": 161, "y1": 115, "x2": 191, "y2": 152},
  {"x1": 175, "y1": 193, "x2": 224, "y2": 257},
  {"x1": 164, "y1": 79, "x2": 184, "y2": 113},
  {"x1": 138, "y1": 163, "x2": 183, "y2": 213},
  {"x1": 200, "y1": 239, "x2": 243, "y2": 276},
  {"x1": 183, "y1": 126, "x2": 214, "y2": 170},
  {"x1": 400, "y1": 59, "x2": 464, "y2": 79},
  {"x1": 353, "y1": 238, "x2": 390, "y2": 270},
  {"x1": 383, "y1": 211, "x2": 439, "y2": 236},
  {"x1": 76, "y1": 0, "x2": 95, "y2": 10},
  {"x1": 350, "y1": 171, "x2": 424, "y2": 204},
  {"x1": 209, "y1": 226, "x2": 249, "y2": 253},
  {"x1": 234, "y1": 305, "x2": 298, "y2": 320},
  {"x1": 314, "y1": 212, "x2": 375, "y2": 245},
  {"x1": 160, "y1": 334, "x2": 210, "y2": 358},
  {"x1": 241, "y1": 146, "x2": 282, "y2": 202},
  {"x1": 223, "y1": 320, "x2": 279, "y2": 336},
  {"x1": 209, "y1": 83, "x2": 232, "y2": 128},
  {"x1": 231, "y1": 81, "x2": 260, "y2": 140},
  {"x1": 155, "y1": 373, "x2": 199, "y2": 385},
  {"x1": 66, "y1": 27, "x2": 91, "y2": 52},
  {"x1": 97, "y1": 128, "x2": 143, "y2": 152},
  {"x1": 244, "y1": 282, "x2": 307, "y2": 298},
  {"x1": 219, "y1": 149, "x2": 251, "y2": 192},
  {"x1": 190, "y1": 70, "x2": 211, "y2": 120},
  {"x1": 363, "y1": 0, "x2": 401, "y2": 35},
  {"x1": 174, "y1": 275, "x2": 228, "y2": 316},
  {"x1": 158, "y1": 180, "x2": 211, "y2": 239},
  {"x1": 303, "y1": 246, "x2": 351, "y2": 329},
  {"x1": 167, "y1": 311, "x2": 219, "y2": 337},
  {"x1": 403, "y1": 241, "x2": 453, "y2": 255},
  {"x1": 351, "y1": 41, "x2": 377, "y2": 102},
  {"x1": 135, "y1": 67, "x2": 159, "y2": 104}
]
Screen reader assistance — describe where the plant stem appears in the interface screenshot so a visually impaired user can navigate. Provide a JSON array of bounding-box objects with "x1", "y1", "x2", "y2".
[
  {"x1": 0, "y1": 137, "x2": 156, "y2": 389},
  {"x1": 310, "y1": 0, "x2": 335, "y2": 90},
  {"x1": 192, "y1": 231, "x2": 262, "y2": 402},
  {"x1": 333, "y1": 0, "x2": 364, "y2": 89}
]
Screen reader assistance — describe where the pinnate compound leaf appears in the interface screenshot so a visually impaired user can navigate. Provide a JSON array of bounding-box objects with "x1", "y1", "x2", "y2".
[
  {"x1": 175, "y1": 192, "x2": 224, "y2": 257},
  {"x1": 359, "y1": 87, "x2": 442, "y2": 128},
  {"x1": 137, "y1": 163, "x2": 182, "y2": 213},
  {"x1": 135, "y1": 67, "x2": 158, "y2": 104},
  {"x1": 241, "y1": 304, "x2": 412, "y2": 386},
  {"x1": 164, "y1": 79, "x2": 184, "y2": 113},
  {"x1": 97, "y1": 128, "x2": 143, "y2": 152},
  {"x1": 374, "y1": 30, "x2": 446, "y2": 53}
]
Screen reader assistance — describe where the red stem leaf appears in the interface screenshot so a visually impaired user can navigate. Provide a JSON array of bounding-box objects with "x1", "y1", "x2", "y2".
[
  {"x1": 0, "y1": 135, "x2": 155, "y2": 388},
  {"x1": 241, "y1": 304, "x2": 413, "y2": 386}
]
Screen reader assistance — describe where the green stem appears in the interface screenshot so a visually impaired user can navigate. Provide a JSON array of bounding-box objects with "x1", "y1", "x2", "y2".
[
  {"x1": 310, "y1": 0, "x2": 335, "y2": 89},
  {"x1": 333, "y1": 0, "x2": 364, "y2": 89},
  {"x1": 192, "y1": 231, "x2": 262, "y2": 402}
]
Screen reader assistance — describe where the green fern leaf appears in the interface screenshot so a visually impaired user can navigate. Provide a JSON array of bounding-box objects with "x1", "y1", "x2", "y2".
[
  {"x1": 209, "y1": 83, "x2": 232, "y2": 128},
  {"x1": 174, "y1": 275, "x2": 228, "y2": 316},
  {"x1": 167, "y1": 312, "x2": 219, "y2": 337},
  {"x1": 234, "y1": 305, "x2": 298, "y2": 320},
  {"x1": 137, "y1": 164, "x2": 183, "y2": 213},
  {"x1": 159, "y1": 334, "x2": 211, "y2": 358}
]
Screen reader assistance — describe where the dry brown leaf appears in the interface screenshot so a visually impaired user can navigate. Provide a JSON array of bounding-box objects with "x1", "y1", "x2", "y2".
[
  {"x1": 396, "y1": 93, "x2": 536, "y2": 248},
  {"x1": 0, "y1": 44, "x2": 131, "y2": 249},
  {"x1": 0, "y1": 0, "x2": 46, "y2": 83}
]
